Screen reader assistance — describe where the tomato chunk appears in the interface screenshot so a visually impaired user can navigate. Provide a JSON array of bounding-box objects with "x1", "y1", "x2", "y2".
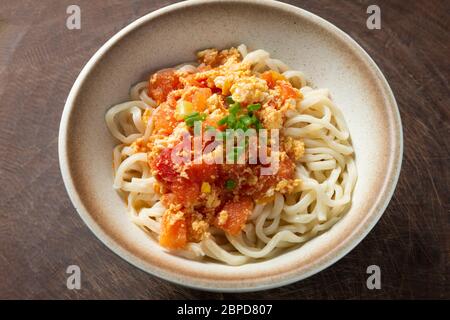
[
  {"x1": 185, "y1": 162, "x2": 218, "y2": 183},
  {"x1": 261, "y1": 70, "x2": 286, "y2": 89},
  {"x1": 152, "y1": 149, "x2": 203, "y2": 207},
  {"x1": 277, "y1": 155, "x2": 296, "y2": 180},
  {"x1": 151, "y1": 148, "x2": 178, "y2": 182},
  {"x1": 218, "y1": 197, "x2": 253, "y2": 235},
  {"x1": 258, "y1": 156, "x2": 295, "y2": 195},
  {"x1": 191, "y1": 88, "x2": 212, "y2": 111},
  {"x1": 171, "y1": 178, "x2": 201, "y2": 207},
  {"x1": 152, "y1": 103, "x2": 178, "y2": 135},
  {"x1": 148, "y1": 69, "x2": 181, "y2": 104},
  {"x1": 159, "y1": 211, "x2": 187, "y2": 249},
  {"x1": 183, "y1": 74, "x2": 208, "y2": 88},
  {"x1": 278, "y1": 81, "x2": 300, "y2": 100}
]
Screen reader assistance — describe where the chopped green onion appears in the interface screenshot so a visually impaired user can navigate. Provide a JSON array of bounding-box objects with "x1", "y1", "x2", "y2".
[
  {"x1": 229, "y1": 102, "x2": 241, "y2": 115},
  {"x1": 235, "y1": 120, "x2": 247, "y2": 131},
  {"x1": 218, "y1": 116, "x2": 229, "y2": 126},
  {"x1": 184, "y1": 111, "x2": 199, "y2": 120},
  {"x1": 227, "y1": 113, "x2": 237, "y2": 128},
  {"x1": 247, "y1": 103, "x2": 261, "y2": 112},
  {"x1": 240, "y1": 115, "x2": 253, "y2": 126},
  {"x1": 184, "y1": 112, "x2": 206, "y2": 127},
  {"x1": 218, "y1": 102, "x2": 262, "y2": 131},
  {"x1": 226, "y1": 96, "x2": 235, "y2": 105},
  {"x1": 225, "y1": 179, "x2": 236, "y2": 190}
]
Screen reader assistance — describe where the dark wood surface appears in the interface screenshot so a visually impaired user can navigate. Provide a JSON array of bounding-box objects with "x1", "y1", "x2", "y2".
[{"x1": 0, "y1": 0, "x2": 448, "y2": 299}]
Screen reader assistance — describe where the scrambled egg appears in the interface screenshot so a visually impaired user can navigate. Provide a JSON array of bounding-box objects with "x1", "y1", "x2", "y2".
[
  {"x1": 217, "y1": 210, "x2": 229, "y2": 226},
  {"x1": 283, "y1": 136, "x2": 305, "y2": 161},
  {"x1": 258, "y1": 107, "x2": 283, "y2": 129},
  {"x1": 230, "y1": 76, "x2": 268, "y2": 104}
]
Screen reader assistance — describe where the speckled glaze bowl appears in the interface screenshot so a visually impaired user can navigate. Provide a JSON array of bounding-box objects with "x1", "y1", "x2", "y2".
[{"x1": 59, "y1": 0, "x2": 402, "y2": 291}]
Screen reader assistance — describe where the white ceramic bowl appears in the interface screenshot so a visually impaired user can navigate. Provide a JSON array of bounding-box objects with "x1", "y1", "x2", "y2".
[{"x1": 59, "y1": 0, "x2": 402, "y2": 292}]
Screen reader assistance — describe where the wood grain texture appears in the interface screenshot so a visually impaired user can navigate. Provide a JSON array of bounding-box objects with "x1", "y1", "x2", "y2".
[{"x1": 0, "y1": 0, "x2": 448, "y2": 299}]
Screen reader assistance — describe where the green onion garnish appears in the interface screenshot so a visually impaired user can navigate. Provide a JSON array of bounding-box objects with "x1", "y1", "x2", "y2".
[
  {"x1": 229, "y1": 102, "x2": 241, "y2": 115},
  {"x1": 227, "y1": 113, "x2": 237, "y2": 128},
  {"x1": 185, "y1": 111, "x2": 199, "y2": 119},
  {"x1": 247, "y1": 103, "x2": 261, "y2": 112},
  {"x1": 236, "y1": 120, "x2": 247, "y2": 131},
  {"x1": 218, "y1": 116, "x2": 229, "y2": 126},
  {"x1": 225, "y1": 179, "x2": 236, "y2": 190},
  {"x1": 217, "y1": 102, "x2": 263, "y2": 131},
  {"x1": 240, "y1": 115, "x2": 253, "y2": 126},
  {"x1": 184, "y1": 112, "x2": 206, "y2": 127},
  {"x1": 226, "y1": 96, "x2": 235, "y2": 105}
]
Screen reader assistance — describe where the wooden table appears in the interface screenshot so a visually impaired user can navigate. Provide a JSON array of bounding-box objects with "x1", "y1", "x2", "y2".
[{"x1": 0, "y1": 0, "x2": 448, "y2": 299}]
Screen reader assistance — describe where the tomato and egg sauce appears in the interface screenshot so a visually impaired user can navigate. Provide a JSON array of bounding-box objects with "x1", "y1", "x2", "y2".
[{"x1": 139, "y1": 47, "x2": 305, "y2": 249}]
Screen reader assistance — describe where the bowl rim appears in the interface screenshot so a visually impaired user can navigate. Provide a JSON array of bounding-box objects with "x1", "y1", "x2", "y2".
[{"x1": 58, "y1": 0, "x2": 403, "y2": 292}]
